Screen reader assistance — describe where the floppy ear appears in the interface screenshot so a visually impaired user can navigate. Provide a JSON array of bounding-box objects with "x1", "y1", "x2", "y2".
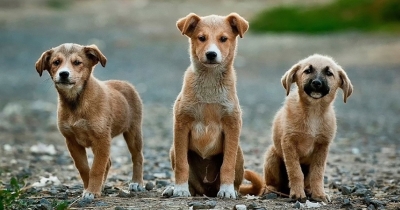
[
  {"x1": 281, "y1": 64, "x2": 300, "y2": 96},
  {"x1": 337, "y1": 68, "x2": 353, "y2": 103},
  {"x1": 176, "y1": 13, "x2": 201, "y2": 37},
  {"x1": 226, "y1": 13, "x2": 249, "y2": 38},
  {"x1": 84, "y1": 45, "x2": 107, "y2": 67},
  {"x1": 35, "y1": 50, "x2": 53, "y2": 77}
]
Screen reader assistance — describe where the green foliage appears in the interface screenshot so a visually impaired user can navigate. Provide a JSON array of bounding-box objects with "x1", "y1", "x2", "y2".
[
  {"x1": 46, "y1": 0, "x2": 70, "y2": 10},
  {"x1": 0, "y1": 176, "x2": 69, "y2": 210},
  {"x1": 0, "y1": 177, "x2": 27, "y2": 209},
  {"x1": 251, "y1": 0, "x2": 400, "y2": 34}
]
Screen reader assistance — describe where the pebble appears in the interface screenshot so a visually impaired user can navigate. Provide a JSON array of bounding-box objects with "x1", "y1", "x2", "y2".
[
  {"x1": 143, "y1": 174, "x2": 156, "y2": 180},
  {"x1": 145, "y1": 182, "x2": 154, "y2": 191},
  {"x1": 293, "y1": 201, "x2": 302, "y2": 209},
  {"x1": 341, "y1": 198, "x2": 353, "y2": 209},
  {"x1": 367, "y1": 204, "x2": 376, "y2": 210},
  {"x1": 261, "y1": 193, "x2": 277, "y2": 199},
  {"x1": 95, "y1": 201, "x2": 108, "y2": 207},
  {"x1": 247, "y1": 203, "x2": 266, "y2": 210},
  {"x1": 118, "y1": 189, "x2": 131, "y2": 198},
  {"x1": 368, "y1": 180, "x2": 377, "y2": 188},
  {"x1": 115, "y1": 207, "x2": 128, "y2": 210},
  {"x1": 354, "y1": 189, "x2": 373, "y2": 197},
  {"x1": 156, "y1": 180, "x2": 169, "y2": 187},
  {"x1": 329, "y1": 181, "x2": 341, "y2": 189},
  {"x1": 188, "y1": 200, "x2": 217, "y2": 209},
  {"x1": 341, "y1": 185, "x2": 353, "y2": 195},
  {"x1": 234, "y1": 204, "x2": 247, "y2": 210}
]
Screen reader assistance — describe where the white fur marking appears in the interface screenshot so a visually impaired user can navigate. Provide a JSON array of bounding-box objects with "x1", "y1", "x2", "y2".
[
  {"x1": 55, "y1": 66, "x2": 72, "y2": 83},
  {"x1": 217, "y1": 184, "x2": 237, "y2": 199},
  {"x1": 173, "y1": 182, "x2": 191, "y2": 197},
  {"x1": 207, "y1": 44, "x2": 222, "y2": 63},
  {"x1": 64, "y1": 43, "x2": 74, "y2": 51}
]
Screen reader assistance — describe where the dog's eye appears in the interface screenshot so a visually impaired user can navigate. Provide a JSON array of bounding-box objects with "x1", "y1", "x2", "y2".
[
  {"x1": 53, "y1": 60, "x2": 60, "y2": 66},
  {"x1": 220, "y1": 36, "x2": 228, "y2": 42},
  {"x1": 73, "y1": 60, "x2": 82, "y2": 66},
  {"x1": 198, "y1": 36, "x2": 206, "y2": 42},
  {"x1": 304, "y1": 69, "x2": 311, "y2": 74},
  {"x1": 326, "y1": 71, "x2": 333, "y2": 76}
]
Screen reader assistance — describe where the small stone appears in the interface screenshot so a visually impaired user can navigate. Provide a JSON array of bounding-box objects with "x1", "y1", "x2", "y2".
[
  {"x1": 340, "y1": 198, "x2": 353, "y2": 209},
  {"x1": 261, "y1": 193, "x2": 277, "y2": 199},
  {"x1": 293, "y1": 201, "x2": 302, "y2": 209},
  {"x1": 329, "y1": 181, "x2": 341, "y2": 189},
  {"x1": 367, "y1": 204, "x2": 376, "y2": 210},
  {"x1": 155, "y1": 180, "x2": 169, "y2": 187},
  {"x1": 95, "y1": 201, "x2": 108, "y2": 207},
  {"x1": 368, "y1": 180, "x2": 377, "y2": 188},
  {"x1": 189, "y1": 200, "x2": 217, "y2": 210},
  {"x1": 117, "y1": 189, "x2": 130, "y2": 198},
  {"x1": 115, "y1": 207, "x2": 128, "y2": 210},
  {"x1": 145, "y1": 182, "x2": 154, "y2": 191},
  {"x1": 341, "y1": 186, "x2": 353, "y2": 195},
  {"x1": 143, "y1": 174, "x2": 155, "y2": 180},
  {"x1": 354, "y1": 189, "x2": 373, "y2": 197},
  {"x1": 390, "y1": 196, "x2": 399, "y2": 202},
  {"x1": 234, "y1": 204, "x2": 247, "y2": 210}
]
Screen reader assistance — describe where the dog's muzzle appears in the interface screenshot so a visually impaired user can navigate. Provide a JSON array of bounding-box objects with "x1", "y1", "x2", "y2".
[
  {"x1": 55, "y1": 71, "x2": 75, "y2": 85},
  {"x1": 304, "y1": 78, "x2": 330, "y2": 99}
]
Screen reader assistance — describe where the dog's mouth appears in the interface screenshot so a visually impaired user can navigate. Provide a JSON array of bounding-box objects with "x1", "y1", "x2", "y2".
[
  {"x1": 55, "y1": 81, "x2": 76, "y2": 86},
  {"x1": 309, "y1": 92, "x2": 324, "y2": 99}
]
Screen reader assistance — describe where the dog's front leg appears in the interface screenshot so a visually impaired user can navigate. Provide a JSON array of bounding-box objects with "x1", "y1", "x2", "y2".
[
  {"x1": 83, "y1": 138, "x2": 111, "y2": 200},
  {"x1": 282, "y1": 136, "x2": 306, "y2": 202},
  {"x1": 66, "y1": 139, "x2": 90, "y2": 189},
  {"x1": 218, "y1": 115, "x2": 241, "y2": 199},
  {"x1": 172, "y1": 119, "x2": 191, "y2": 197},
  {"x1": 309, "y1": 142, "x2": 330, "y2": 203}
]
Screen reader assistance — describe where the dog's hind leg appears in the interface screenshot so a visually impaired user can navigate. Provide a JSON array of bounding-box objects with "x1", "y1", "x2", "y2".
[
  {"x1": 66, "y1": 139, "x2": 90, "y2": 189},
  {"x1": 123, "y1": 126, "x2": 144, "y2": 191},
  {"x1": 102, "y1": 157, "x2": 112, "y2": 190},
  {"x1": 264, "y1": 145, "x2": 287, "y2": 195}
]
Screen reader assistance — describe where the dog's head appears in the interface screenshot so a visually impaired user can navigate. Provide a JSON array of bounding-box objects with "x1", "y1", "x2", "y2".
[
  {"x1": 281, "y1": 54, "x2": 353, "y2": 103},
  {"x1": 176, "y1": 13, "x2": 249, "y2": 69},
  {"x1": 35, "y1": 43, "x2": 106, "y2": 94}
]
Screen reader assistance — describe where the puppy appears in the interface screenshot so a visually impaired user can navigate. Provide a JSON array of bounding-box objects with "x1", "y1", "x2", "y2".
[
  {"x1": 242, "y1": 54, "x2": 353, "y2": 202},
  {"x1": 35, "y1": 43, "x2": 144, "y2": 201},
  {"x1": 162, "y1": 13, "x2": 249, "y2": 199}
]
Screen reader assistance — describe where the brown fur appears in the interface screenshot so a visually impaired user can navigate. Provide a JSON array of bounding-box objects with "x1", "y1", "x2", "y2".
[
  {"x1": 35, "y1": 43, "x2": 144, "y2": 199},
  {"x1": 166, "y1": 13, "x2": 249, "y2": 198},
  {"x1": 242, "y1": 54, "x2": 353, "y2": 202}
]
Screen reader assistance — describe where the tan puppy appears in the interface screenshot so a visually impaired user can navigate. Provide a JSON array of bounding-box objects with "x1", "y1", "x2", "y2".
[
  {"x1": 35, "y1": 43, "x2": 144, "y2": 201},
  {"x1": 242, "y1": 54, "x2": 353, "y2": 202},
  {"x1": 162, "y1": 13, "x2": 248, "y2": 199}
]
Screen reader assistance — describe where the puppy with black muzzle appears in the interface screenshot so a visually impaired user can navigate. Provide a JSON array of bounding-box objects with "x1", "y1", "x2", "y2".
[{"x1": 241, "y1": 54, "x2": 353, "y2": 203}]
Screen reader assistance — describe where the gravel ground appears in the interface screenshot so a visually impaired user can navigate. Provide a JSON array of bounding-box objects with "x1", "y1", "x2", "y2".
[{"x1": 0, "y1": 0, "x2": 400, "y2": 209}]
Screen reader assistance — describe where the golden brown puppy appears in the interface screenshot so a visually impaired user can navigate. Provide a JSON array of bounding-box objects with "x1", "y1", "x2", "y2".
[
  {"x1": 242, "y1": 54, "x2": 353, "y2": 202},
  {"x1": 162, "y1": 13, "x2": 248, "y2": 199},
  {"x1": 35, "y1": 43, "x2": 144, "y2": 201}
]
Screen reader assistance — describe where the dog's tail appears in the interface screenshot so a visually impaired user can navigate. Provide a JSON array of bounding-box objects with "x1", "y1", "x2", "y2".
[{"x1": 239, "y1": 169, "x2": 265, "y2": 196}]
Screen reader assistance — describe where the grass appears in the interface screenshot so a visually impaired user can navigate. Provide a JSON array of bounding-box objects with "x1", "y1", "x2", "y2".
[
  {"x1": 0, "y1": 173, "x2": 68, "y2": 210},
  {"x1": 250, "y1": 0, "x2": 400, "y2": 34}
]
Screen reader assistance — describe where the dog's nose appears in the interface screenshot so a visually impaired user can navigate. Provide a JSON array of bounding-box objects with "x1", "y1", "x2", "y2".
[
  {"x1": 206, "y1": 51, "x2": 217, "y2": 60},
  {"x1": 311, "y1": 80, "x2": 322, "y2": 89},
  {"x1": 59, "y1": 71, "x2": 69, "y2": 79}
]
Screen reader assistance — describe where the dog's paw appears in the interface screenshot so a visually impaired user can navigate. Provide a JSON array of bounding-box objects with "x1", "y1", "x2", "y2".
[
  {"x1": 162, "y1": 186, "x2": 174, "y2": 198},
  {"x1": 172, "y1": 183, "x2": 191, "y2": 197},
  {"x1": 217, "y1": 184, "x2": 237, "y2": 199},
  {"x1": 128, "y1": 182, "x2": 144, "y2": 192},
  {"x1": 289, "y1": 188, "x2": 307, "y2": 203},
  {"x1": 311, "y1": 193, "x2": 331, "y2": 203},
  {"x1": 81, "y1": 191, "x2": 95, "y2": 202}
]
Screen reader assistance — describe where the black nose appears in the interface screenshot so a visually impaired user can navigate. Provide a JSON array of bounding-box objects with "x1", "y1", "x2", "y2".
[
  {"x1": 206, "y1": 51, "x2": 217, "y2": 60},
  {"x1": 59, "y1": 71, "x2": 69, "y2": 79},
  {"x1": 311, "y1": 80, "x2": 322, "y2": 89}
]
